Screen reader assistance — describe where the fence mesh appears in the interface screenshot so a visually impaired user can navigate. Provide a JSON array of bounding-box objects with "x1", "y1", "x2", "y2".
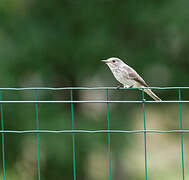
[{"x1": 0, "y1": 87, "x2": 188, "y2": 180}]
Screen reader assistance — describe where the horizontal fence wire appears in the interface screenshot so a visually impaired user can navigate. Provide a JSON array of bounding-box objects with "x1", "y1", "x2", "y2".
[
  {"x1": 0, "y1": 130, "x2": 189, "y2": 133},
  {"x1": 0, "y1": 87, "x2": 189, "y2": 90},
  {"x1": 0, "y1": 100, "x2": 188, "y2": 103}
]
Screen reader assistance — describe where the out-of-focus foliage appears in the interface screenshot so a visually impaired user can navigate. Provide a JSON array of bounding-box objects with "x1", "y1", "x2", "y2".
[
  {"x1": 0, "y1": 0, "x2": 189, "y2": 179},
  {"x1": 0, "y1": 0, "x2": 189, "y2": 87}
]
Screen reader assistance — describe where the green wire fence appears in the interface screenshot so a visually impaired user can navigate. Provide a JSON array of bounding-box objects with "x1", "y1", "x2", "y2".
[{"x1": 0, "y1": 87, "x2": 188, "y2": 180}]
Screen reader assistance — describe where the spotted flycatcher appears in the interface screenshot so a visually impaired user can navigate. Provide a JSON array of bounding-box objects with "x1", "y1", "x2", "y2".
[{"x1": 102, "y1": 57, "x2": 161, "y2": 101}]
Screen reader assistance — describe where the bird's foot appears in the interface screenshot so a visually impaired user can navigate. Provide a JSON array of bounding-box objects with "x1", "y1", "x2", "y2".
[
  {"x1": 123, "y1": 85, "x2": 133, "y2": 89},
  {"x1": 116, "y1": 85, "x2": 124, "y2": 90}
]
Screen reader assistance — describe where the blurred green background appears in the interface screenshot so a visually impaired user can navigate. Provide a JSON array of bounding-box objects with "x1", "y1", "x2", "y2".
[{"x1": 0, "y1": 0, "x2": 189, "y2": 179}]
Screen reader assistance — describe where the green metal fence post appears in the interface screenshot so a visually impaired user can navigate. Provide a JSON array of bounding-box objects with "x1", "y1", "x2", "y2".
[
  {"x1": 178, "y1": 89, "x2": 185, "y2": 180},
  {"x1": 70, "y1": 90, "x2": 76, "y2": 180},
  {"x1": 106, "y1": 89, "x2": 112, "y2": 180},
  {"x1": 142, "y1": 89, "x2": 148, "y2": 180},
  {"x1": 35, "y1": 90, "x2": 41, "y2": 180},
  {"x1": 0, "y1": 91, "x2": 6, "y2": 180}
]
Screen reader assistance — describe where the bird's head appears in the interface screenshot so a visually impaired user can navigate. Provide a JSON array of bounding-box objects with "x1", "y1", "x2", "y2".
[{"x1": 102, "y1": 57, "x2": 125, "y2": 69}]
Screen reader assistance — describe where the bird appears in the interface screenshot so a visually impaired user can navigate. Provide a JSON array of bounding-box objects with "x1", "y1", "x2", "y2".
[{"x1": 102, "y1": 57, "x2": 162, "y2": 101}]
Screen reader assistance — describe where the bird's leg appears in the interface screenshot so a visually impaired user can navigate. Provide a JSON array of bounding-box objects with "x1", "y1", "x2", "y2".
[
  {"x1": 128, "y1": 85, "x2": 134, "y2": 88},
  {"x1": 116, "y1": 84, "x2": 124, "y2": 90}
]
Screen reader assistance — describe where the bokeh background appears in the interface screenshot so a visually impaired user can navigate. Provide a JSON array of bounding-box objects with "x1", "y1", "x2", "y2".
[{"x1": 0, "y1": 0, "x2": 189, "y2": 179}]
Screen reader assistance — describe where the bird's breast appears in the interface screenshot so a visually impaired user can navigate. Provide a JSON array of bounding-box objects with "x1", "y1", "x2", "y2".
[
  {"x1": 111, "y1": 68, "x2": 135, "y2": 87},
  {"x1": 112, "y1": 69, "x2": 127, "y2": 84}
]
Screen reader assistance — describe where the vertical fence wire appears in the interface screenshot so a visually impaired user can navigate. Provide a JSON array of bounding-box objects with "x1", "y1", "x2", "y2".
[
  {"x1": 0, "y1": 91, "x2": 6, "y2": 180},
  {"x1": 106, "y1": 89, "x2": 112, "y2": 180},
  {"x1": 35, "y1": 90, "x2": 41, "y2": 180},
  {"x1": 178, "y1": 89, "x2": 185, "y2": 180},
  {"x1": 70, "y1": 90, "x2": 76, "y2": 180},
  {"x1": 142, "y1": 89, "x2": 148, "y2": 180}
]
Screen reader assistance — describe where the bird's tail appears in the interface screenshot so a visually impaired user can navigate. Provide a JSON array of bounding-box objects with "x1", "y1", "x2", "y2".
[{"x1": 144, "y1": 89, "x2": 162, "y2": 101}]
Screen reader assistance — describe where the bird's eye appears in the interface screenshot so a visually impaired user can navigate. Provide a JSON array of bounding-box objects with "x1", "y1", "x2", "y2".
[{"x1": 112, "y1": 60, "x2": 115, "y2": 63}]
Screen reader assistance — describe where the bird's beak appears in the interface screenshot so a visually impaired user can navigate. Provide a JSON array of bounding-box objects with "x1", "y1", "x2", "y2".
[{"x1": 101, "y1": 60, "x2": 108, "y2": 63}]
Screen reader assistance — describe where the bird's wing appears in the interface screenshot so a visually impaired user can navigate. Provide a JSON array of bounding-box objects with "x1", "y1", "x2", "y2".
[{"x1": 123, "y1": 66, "x2": 148, "y2": 87}]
